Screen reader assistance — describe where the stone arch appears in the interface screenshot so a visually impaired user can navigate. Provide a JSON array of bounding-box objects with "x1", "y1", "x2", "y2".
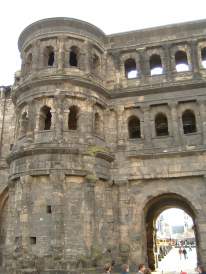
[
  {"x1": 155, "y1": 112, "x2": 169, "y2": 136},
  {"x1": 144, "y1": 193, "x2": 200, "y2": 271},
  {"x1": 128, "y1": 115, "x2": 141, "y2": 139},
  {"x1": 149, "y1": 54, "x2": 163, "y2": 76},
  {"x1": 68, "y1": 105, "x2": 79, "y2": 130},
  {"x1": 182, "y1": 109, "x2": 197, "y2": 134},
  {"x1": 175, "y1": 50, "x2": 189, "y2": 72},
  {"x1": 69, "y1": 46, "x2": 79, "y2": 67},
  {"x1": 39, "y1": 105, "x2": 52, "y2": 130},
  {"x1": 43, "y1": 46, "x2": 55, "y2": 67}
]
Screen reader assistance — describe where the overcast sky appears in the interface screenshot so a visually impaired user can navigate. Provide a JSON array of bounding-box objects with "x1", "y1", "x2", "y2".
[
  {"x1": 158, "y1": 209, "x2": 193, "y2": 227},
  {"x1": 1, "y1": 0, "x2": 206, "y2": 85}
]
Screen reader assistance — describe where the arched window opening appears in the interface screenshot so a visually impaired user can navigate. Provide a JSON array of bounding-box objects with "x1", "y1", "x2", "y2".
[
  {"x1": 39, "y1": 106, "x2": 52, "y2": 131},
  {"x1": 182, "y1": 110, "x2": 196, "y2": 134},
  {"x1": 128, "y1": 116, "x2": 141, "y2": 139},
  {"x1": 94, "y1": 112, "x2": 102, "y2": 135},
  {"x1": 44, "y1": 46, "x2": 55, "y2": 67},
  {"x1": 175, "y1": 50, "x2": 189, "y2": 72},
  {"x1": 201, "y1": 47, "x2": 206, "y2": 68},
  {"x1": 150, "y1": 54, "x2": 163, "y2": 76},
  {"x1": 92, "y1": 54, "x2": 100, "y2": 74},
  {"x1": 68, "y1": 105, "x2": 78, "y2": 130},
  {"x1": 26, "y1": 53, "x2": 32, "y2": 73},
  {"x1": 155, "y1": 113, "x2": 168, "y2": 136},
  {"x1": 69, "y1": 46, "x2": 78, "y2": 67},
  {"x1": 124, "y1": 58, "x2": 138, "y2": 79}
]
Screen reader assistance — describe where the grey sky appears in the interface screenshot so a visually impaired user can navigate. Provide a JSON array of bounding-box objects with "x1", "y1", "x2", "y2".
[{"x1": 1, "y1": 0, "x2": 206, "y2": 85}]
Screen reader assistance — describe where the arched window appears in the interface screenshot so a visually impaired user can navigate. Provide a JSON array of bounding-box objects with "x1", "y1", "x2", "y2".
[
  {"x1": 201, "y1": 47, "x2": 206, "y2": 68},
  {"x1": 175, "y1": 50, "x2": 189, "y2": 72},
  {"x1": 128, "y1": 116, "x2": 141, "y2": 139},
  {"x1": 155, "y1": 113, "x2": 168, "y2": 136},
  {"x1": 69, "y1": 46, "x2": 79, "y2": 67},
  {"x1": 68, "y1": 105, "x2": 78, "y2": 130},
  {"x1": 124, "y1": 58, "x2": 138, "y2": 79},
  {"x1": 94, "y1": 112, "x2": 101, "y2": 135},
  {"x1": 92, "y1": 54, "x2": 100, "y2": 74},
  {"x1": 150, "y1": 54, "x2": 163, "y2": 76},
  {"x1": 44, "y1": 46, "x2": 55, "y2": 67},
  {"x1": 39, "y1": 106, "x2": 52, "y2": 130},
  {"x1": 25, "y1": 53, "x2": 32, "y2": 73},
  {"x1": 182, "y1": 110, "x2": 196, "y2": 134}
]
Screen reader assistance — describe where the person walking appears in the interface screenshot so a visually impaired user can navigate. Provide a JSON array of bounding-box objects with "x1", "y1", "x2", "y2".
[
  {"x1": 121, "y1": 264, "x2": 130, "y2": 274},
  {"x1": 183, "y1": 248, "x2": 187, "y2": 259},
  {"x1": 179, "y1": 247, "x2": 182, "y2": 260},
  {"x1": 137, "y1": 264, "x2": 146, "y2": 274}
]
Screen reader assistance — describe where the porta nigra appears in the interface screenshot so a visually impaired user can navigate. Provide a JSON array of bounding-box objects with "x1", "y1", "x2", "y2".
[{"x1": 0, "y1": 17, "x2": 206, "y2": 273}]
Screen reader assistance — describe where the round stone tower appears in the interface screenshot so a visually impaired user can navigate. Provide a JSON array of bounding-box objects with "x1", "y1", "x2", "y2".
[{"x1": 7, "y1": 18, "x2": 115, "y2": 273}]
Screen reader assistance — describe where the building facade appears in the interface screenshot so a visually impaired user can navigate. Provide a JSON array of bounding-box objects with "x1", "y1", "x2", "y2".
[{"x1": 1, "y1": 17, "x2": 206, "y2": 273}]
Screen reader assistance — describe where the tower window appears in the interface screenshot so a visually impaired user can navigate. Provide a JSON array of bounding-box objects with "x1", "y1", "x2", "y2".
[
  {"x1": 155, "y1": 113, "x2": 169, "y2": 136},
  {"x1": 68, "y1": 105, "x2": 78, "y2": 130},
  {"x1": 201, "y1": 47, "x2": 206, "y2": 68},
  {"x1": 150, "y1": 54, "x2": 163, "y2": 75},
  {"x1": 128, "y1": 116, "x2": 141, "y2": 139},
  {"x1": 182, "y1": 110, "x2": 196, "y2": 134},
  {"x1": 69, "y1": 46, "x2": 79, "y2": 67},
  {"x1": 175, "y1": 50, "x2": 189, "y2": 72},
  {"x1": 44, "y1": 46, "x2": 55, "y2": 67},
  {"x1": 39, "y1": 106, "x2": 52, "y2": 131},
  {"x1": 30, "y1": 237, "x2": 36, "y2": 245},
  {"x1": 124, "y1": 58, "x2": 138, "y2": 79},
  {"x1": 46, "y1": 205, "x2": 52, "y2": 214}
]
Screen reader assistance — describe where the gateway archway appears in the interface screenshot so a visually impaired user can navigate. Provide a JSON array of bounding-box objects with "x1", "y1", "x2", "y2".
[{"x1": 144, "y1": 193, "x2": 200, "y2": 271}]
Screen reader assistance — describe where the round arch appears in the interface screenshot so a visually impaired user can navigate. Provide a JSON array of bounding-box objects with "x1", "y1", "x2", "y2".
[{"x1": 144, "y1": 193, "x2": 200, "y2": 271}]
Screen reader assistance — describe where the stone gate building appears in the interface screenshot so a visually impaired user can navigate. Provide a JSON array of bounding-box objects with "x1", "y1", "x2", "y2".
[{"x1": 1, "y1": 17, "x2": 206, "y2": 273}]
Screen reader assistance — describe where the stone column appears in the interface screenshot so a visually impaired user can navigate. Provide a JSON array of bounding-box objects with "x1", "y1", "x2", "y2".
[
  {"x1": 5, "y1": 182, "x2": 16, "y2": 251},
  {"x1": 138, "y1": 48, "x2": 148, "y2": 81},
  {"x1": 32, "y1": 40, "x2": 40, "y2": 72},
  {"x1": 163, "y1": 44, "x2": 173, "y2": 81},
  {"x1": 19, "y1": 175, "x2": 31, "y2": 251},
  {"x1": 27, "y1": 100, "x2": 35, "y2": 142},
  {"x1": 190, "y1": 40, "x2": 201, "y2": 79},
  {"x1": 169, "y1": 101, "x2": 181, "y2": 146},
  {"x1": 142, "y1": 106, "x2": 152, "y2": 148},
  {"x1": 50, "y1": 171, "x2": 65, "y2": 263},
  {"x1": 63, "y1": 110, "x2": 69, "y2": 131},
  {"x1": 198, "y1": 100, "x2": 206, "y2": 145},
  {"x1": 116, "y1": 105, "x2": 125, "y2": 146},
  {"x1": 57, "y1": 36, "x2": 65, "y2": 71}
]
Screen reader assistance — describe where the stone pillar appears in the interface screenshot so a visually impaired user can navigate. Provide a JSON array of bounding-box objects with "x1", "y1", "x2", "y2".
[
  {"x1": 142, "y1": 106, "x2": 152, "y2": 148},
  {"x1": 190, "y1": 40, "x2": 201, "y2": 79},
  {"x1": 19, "y1": 175, "x2": 31, "y2": 251},
  {"x1": 138, "y1": 48, "x2": 148, "y2": 81},
  {"x1": 50, "y1": 171, "x2": 65, "y2": 262},
  {"x1": 5, "y1": 182, "x2": 16, "y2": 251},
  {"x1": 32, "y1": 40, "x2": 40, "y2": 72},
  {"x1": 116, "y1": 105, "x2": 125, "y2": 146},
  {"x1": 27, "y1": 100, "x2": 35, "y2": 142},
  {"x1": 57, "y1": 36, "x2": 65, "y2": 71},
  {"x1": 198, "y1": 100, "x2": 206, "y2": 145},
  {"x1": 169, "y1": 102, "x2": 181, "y2": 146},
  {"x1": 163, "y1": 44, "x2": 173, "y2": 81},
  {"x1": 63, "y1": 110, "x2": 69, "y2": 131}
]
